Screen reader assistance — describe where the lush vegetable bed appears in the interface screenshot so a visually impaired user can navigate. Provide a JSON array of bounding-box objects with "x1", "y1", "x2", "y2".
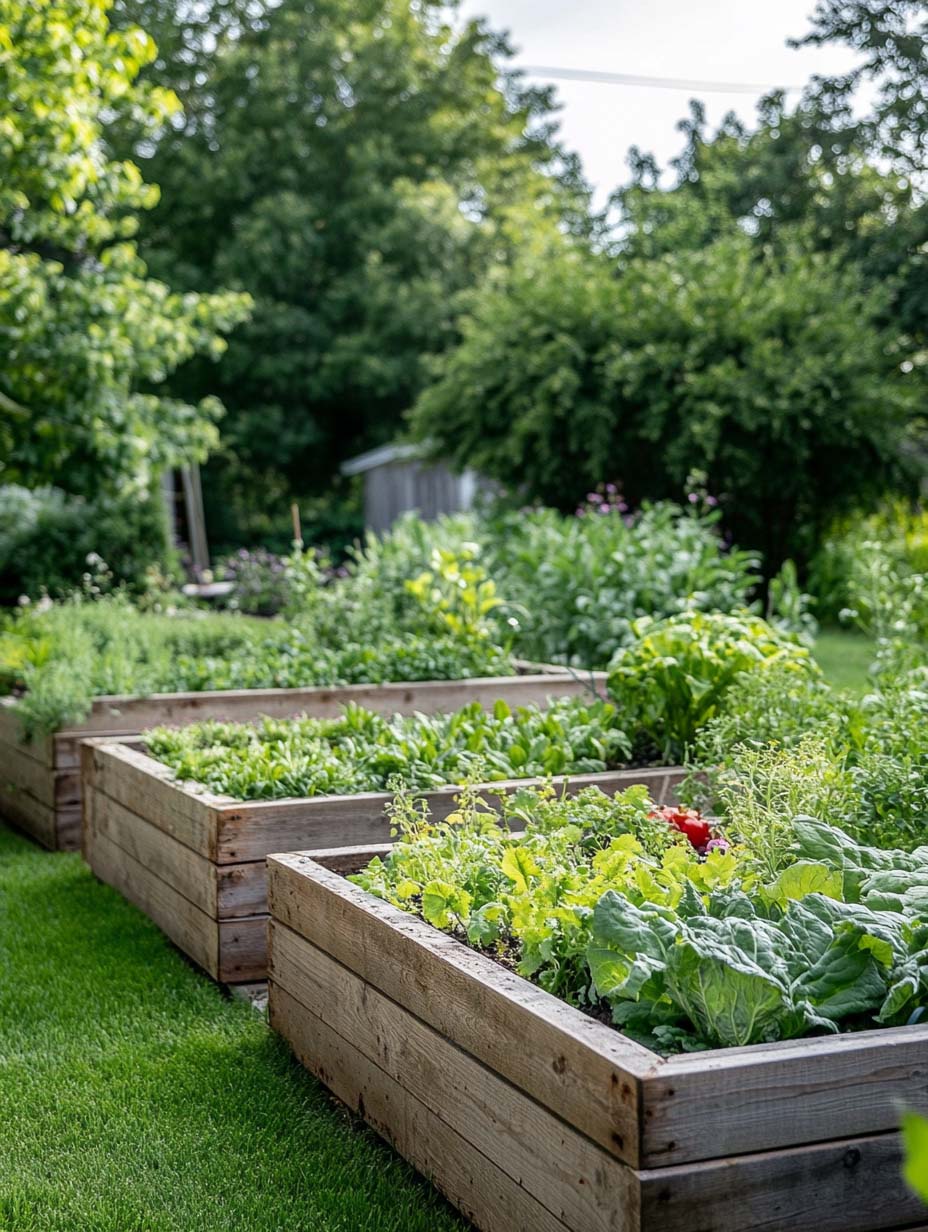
[
  {"x1": 0, "y1": 667, "x2": 589, "y2": 852},
  {"x1": 268, "y1": 768, "x2": 928, "y2": 1229},
  {"x1": 268, "y1": 839, "x2": 928, "y2": 1232},
  {"x1": 350, "y1": 783, "x2": 928, "y2": 1051},
  {"x1": 82, "y1": 730, "x2": 684, "y2": 983}
]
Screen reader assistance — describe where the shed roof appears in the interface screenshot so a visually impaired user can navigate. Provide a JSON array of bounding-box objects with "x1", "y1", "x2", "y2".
[{"x1": 340, "y1": 442, "x2": 420, "y2": 476}]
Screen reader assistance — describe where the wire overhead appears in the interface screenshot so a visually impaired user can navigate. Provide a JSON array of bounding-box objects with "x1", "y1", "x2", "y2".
[{"x1": 519, "y1": 65, "x2": 803, "y2": 95}]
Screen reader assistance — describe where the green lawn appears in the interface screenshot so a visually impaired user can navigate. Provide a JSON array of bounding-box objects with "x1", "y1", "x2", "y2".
[
  {"x1": 0, "y1": 824, "x2": 465, "y2": 1232},
  {"x1": 812, "y1": 629, "x2": 877, "y2": 694}
]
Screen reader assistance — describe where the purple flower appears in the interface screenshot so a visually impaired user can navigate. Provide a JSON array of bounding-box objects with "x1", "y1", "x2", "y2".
[{"x1": 705, "y1": 837, "x2": 730, "y2": 854}]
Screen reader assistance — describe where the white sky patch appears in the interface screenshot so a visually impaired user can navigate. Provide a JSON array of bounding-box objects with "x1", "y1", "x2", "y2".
[{"x1": 457, "y1": 0, "x2": 865, "y2": 205}]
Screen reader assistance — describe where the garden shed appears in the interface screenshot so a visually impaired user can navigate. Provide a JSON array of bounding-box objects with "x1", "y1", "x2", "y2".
[{"x1": 342, "y1": 443, "x2": 487, "y2": 533}]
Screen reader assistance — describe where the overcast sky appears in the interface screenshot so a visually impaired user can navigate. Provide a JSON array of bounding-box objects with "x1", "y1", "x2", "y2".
[{"x1": 457, "y1": 0, "x2": 863, "y2": 203}]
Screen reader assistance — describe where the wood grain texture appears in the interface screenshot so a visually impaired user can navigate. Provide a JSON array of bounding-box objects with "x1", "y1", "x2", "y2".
[
  {"x1": 85, "y1": 824, "x2": 219, "y2": 978},
  {"x1": 270, "y1": 921, "x2": 639, "y2": 1232},
  {"x1": 0, "y1": 737, "x2": 57, "y2": 806},
  {"x1": 60, "y1": 670, "x2": 608, "y2": 736},
  {"x1": 270, "y1": 982, "x2": 577, "y2": 1232},
  {"x1": 637, "y1": 1130, "x2": 922, "y2": 1232},
  {"x1": 213, "y1": 766, "x2": 685, "y2": 863},
  {"x1": 268, "y1": 853, "x2": 656, "y2": 1167},
  {"x1": 642, "y1": 1025, "x2": 928, "y2": 1166},
  {"x1": 216, "y1": 915, "x2": 267, "y2": 983},
  {"x1": 82, "y1": 740, "x2": 218, "y2": 858},
  {"x1": 0, "y1": 777, "x2": 56, "y2": 848},
  {"x1": 85, "y1": 787, "x2": 218, "y2": 916}
]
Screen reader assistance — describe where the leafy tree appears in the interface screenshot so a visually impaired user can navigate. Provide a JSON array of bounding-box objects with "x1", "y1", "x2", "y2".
[
  {"x1": 0, "y1": 0, "x2": 251, "y2": 495},
  {"x1": 411, "y1": 232, "x2": 922, "y2": 570},
  {"x1": 619, "y1": 95, "x2": 928, "y2": 346},
  {"x1": 793, "y1": 0, "x2": 928, "y2": 175},
  {"x1": 110, "y1": 0, "x2": 589, "y2": 536}
]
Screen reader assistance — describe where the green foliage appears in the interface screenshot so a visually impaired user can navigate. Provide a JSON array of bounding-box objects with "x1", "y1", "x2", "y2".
[
  {"x1": 353, "y1": 788, "x2": 928, "y2": 1052},
  {"x1": 111, "y1": 0, "x2": 589, "y2": 532},
  {"x1": 0, "y1": 0, "x2": 251, "y2": 494},
  {"x1": 0, "y1": 593, "x2": 515, "y2": 737},
  {"x1": 809, "y1": 508, "x2": 928, "y2": 659},
  {"x1": 691, "y1": 660, "x2": 928, "y2": 854},
  {"x1": 607, "y1": 610, "x2": 814, "y2": 761},
  {"x1": 412, "y1": 232, "x2": 920, "y2": 571},
  {"x1": 0, "y1": 485, "x2": 175, "y2": 604},
  {"x1": 903, "y1": 1112, "x2": 928, "y2": 1204},
  {"x1": 482, "y1": 501, "x2": 759, "y2": 668},
  {"x1": 794, "y1": 0, "x2": 928, "y2": 177},
  {"x1": 145, "y1": 696, "x2": 630, "y2": 800},
  {"x1": 214, "y1": 548, "x2": 292, "y2": 617},
  {"x1": 704, "y1": 735, "x2": 861, "y2": 882},
  {"x1": 406, "y1": 546, "x2": 505, "y2": 643},
  {"x1": 352, "y1": 781, "x2": 739, "y2": 1008}
]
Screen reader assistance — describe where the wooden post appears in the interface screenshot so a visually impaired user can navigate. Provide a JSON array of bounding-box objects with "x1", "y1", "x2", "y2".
[{"x1": 181, "y1": 463, "x2": 210, "y2": 575}]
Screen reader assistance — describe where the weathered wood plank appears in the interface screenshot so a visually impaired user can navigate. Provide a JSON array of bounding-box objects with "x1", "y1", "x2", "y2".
[
  {"x1": 86, "y1": 825, "x2": 219, "y2": 979},
  {"x1": 642, "y1": 1024, "x2": 928, "y2": 1166},
  {"x1": 0, "y1": 738, "x2": 57, "y2": 806},
  {"x1": 65, "y1": 671, "x2": 607, "y2": 736},
  {"x1": 271, "y1": 921, "x2": 639, "y2": 1232},
  {"x1": 270, "y1": 982, "x2": 576, "y2": 1232},
  {"x1": 56, "y1": 804, "x2": 81, "y2": 852},
  {"x1": 86, "y1": 787, "x2": 218, "y2": 917},
  {"x1": 637, "y1": 1129, "x2": 922, "y2": 1232},
  {"x1": 0, "y1": 701, "x2": 54, "y2": 766},
  {"x1": 82, "y1": 740, "x2": 218, "y2": 859},
  {"x1": 216, "y1": 766, "x2": 685, "y2": 863},
  {"x1": 301, "y1": 842, "x2": 394, "y2": 873},
  {"x1": 0, "y1": 778, "x2": 56, "y2": 848},
  {"x1": 268, "y1": 853, "x2": 656, "y2": 1167},
  {"x1": 217, "y1": 915, "x2": 268, "y2": 984}
]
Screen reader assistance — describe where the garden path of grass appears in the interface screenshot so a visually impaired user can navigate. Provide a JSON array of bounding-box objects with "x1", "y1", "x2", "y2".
[
  {"x1": 812, "y1": 629, "x2": 877, "y2": 695},
  {"x1": 0, "y1": 823, "x2": 467, "y2": 1232}
]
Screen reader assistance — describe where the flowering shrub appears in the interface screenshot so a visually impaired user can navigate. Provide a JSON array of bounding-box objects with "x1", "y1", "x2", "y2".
[{"x1": 216, "y1": 548, "x2": 291, "y2": 616}]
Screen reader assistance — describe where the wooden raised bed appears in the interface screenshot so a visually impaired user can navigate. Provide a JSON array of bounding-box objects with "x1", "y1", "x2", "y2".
[
  {"x1": 267, "y1": 850, "x2": 928, "y2": 1232},
  {"x1": 81, "y1": 736, "x2": 685, "y2": 983},
  {"x1": 0, "y1": 662, "x2": 598, "y2": 851}
]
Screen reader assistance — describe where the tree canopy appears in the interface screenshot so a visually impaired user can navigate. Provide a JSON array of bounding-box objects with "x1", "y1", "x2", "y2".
[
  {"x1": 0, "y1": 0, "x2": 251, "y2": 495},
  {"x1": 110, "y1": 0, "x2": 589, "y2": 541}
]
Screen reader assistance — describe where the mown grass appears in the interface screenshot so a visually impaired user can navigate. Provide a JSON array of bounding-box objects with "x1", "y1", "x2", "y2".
[
  {"x1": 812, "y1": 629, "x2": 877, "y2": 695},
  {"x1": 0, "y1": 824, "x2": 465, "y2": 1232}
]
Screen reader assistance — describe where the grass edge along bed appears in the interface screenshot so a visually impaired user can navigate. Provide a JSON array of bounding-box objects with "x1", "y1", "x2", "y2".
[{"x1": 266, "y1": 848, "x2": 928, "y2": 1232}]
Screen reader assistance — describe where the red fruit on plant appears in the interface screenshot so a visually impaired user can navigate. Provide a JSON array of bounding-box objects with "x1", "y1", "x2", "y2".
[{"x1": 649, "y1": 805, "x2": 712, "y2": 850}]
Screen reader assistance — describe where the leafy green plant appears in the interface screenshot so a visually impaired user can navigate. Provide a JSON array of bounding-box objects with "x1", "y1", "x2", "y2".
[
  {"x1": 353, "y1": 781, "x2": 738, "y2": 1007},
  {"x1": 607, "y1": 610, "x2": 814, "y2": 761},
  {"x1": 145, "y1": 696, "x2": 631, "y2": 801},
  {"x1": 0, "y1": 592, "x2": 516, "y2": 737},
  {"x1": 482, "y1": 502, "x2": 758, "y2": 667},
  {"x1": 903, "y1": 1112, "x2": 928, "y2": 1204},
  {"x1": 697, "y1": 734, "x2": 860, "y2": 881},
  {"x1": 405, "y1": 546, "x2": 507, "y2": 643},
  {"x1": 355, "y1": 796, "x2": 928, "y2": 1053}
]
